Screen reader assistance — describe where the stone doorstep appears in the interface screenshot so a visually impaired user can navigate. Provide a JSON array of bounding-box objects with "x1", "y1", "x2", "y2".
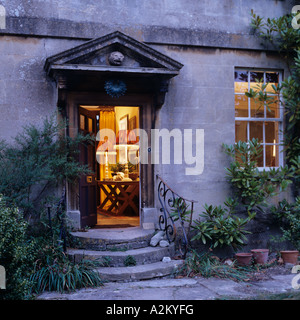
[
  {"x1": 96, "y1": 260, "x2": 185, "y2": 282},
  {"x1": 69, "y1": 228, "x2": 181, "y2": 282},
  {"x1": 71, "y1": 227, "x2": 155, "y2": 241},
  {"x1": 67, "y1": 243, "x2": 176, "y2": 267},
  {"x1": 70, "y1": 227, "x2": 155, "y2": 251}
]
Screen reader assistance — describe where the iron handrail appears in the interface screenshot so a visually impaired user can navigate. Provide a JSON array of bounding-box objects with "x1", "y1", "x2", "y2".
[
  {"x1": 156, "y1": 175, "x2": 197, "y2": 259},
  {"x1": 56, "y1": 186, "x2": 67, "y2": 252},
  {"x1": 46, "y1": 186, "x2": 67, "y2": 252}
]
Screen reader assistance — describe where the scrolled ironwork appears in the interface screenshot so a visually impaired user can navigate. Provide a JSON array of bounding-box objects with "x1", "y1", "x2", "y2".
[
  {"x1": 46, "y1": 186, "x2": 67, "y2": 253},
  {"x1": 157, "y1": 175, "x2": 197, "y2": 259},
  {"x1": 56, "y1": 186, "x2": 67, "y2": 252}
]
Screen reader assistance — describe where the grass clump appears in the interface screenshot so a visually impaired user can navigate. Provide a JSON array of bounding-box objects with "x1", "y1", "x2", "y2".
[
  {"x1": 30, "y1": 255, "x2": 103, "y2": 294},
  {"x1": 177, "y1": 250, "x2": 254, "y2": 282},
  {"x1": 124, "y1": 255, "x2": 137, "y2": 267}
]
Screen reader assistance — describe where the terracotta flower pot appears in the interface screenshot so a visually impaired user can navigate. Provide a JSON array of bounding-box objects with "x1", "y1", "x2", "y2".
[
  {"x1": 280, "y1": 251, "x2": 299, "y2": 265},
  {"x1": 251, "y1": 249, "x2": 269, "y2": 265},
  {"x1": 235, "y1": 253, "x2": 252, "y2": 266}
]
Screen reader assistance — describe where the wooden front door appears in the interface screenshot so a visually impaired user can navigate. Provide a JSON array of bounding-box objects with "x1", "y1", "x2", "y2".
[{"x1": 79, "y1": 107, "x2": 98, "y2": 228}]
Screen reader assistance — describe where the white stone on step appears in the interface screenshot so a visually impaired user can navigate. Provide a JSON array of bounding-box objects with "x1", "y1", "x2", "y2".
[
  {"x1": 159, "y1": 240, "x2": 169, "y2": 247},
  {"x1": 150, "y1": 231, "x2": 165, "y2": 247},
  {"x1": 162, "y1": 257, "x2": 171, "y2": 263}
]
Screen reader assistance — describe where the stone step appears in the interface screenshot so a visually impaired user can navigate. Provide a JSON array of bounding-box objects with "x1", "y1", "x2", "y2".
[
  {"x1": 69, "y1": 227, "x2": 182, "y2": 282},
  {"x1": 95, "y1": 260, "x2": 184, "y2": 282},
  {"x1": 68, "y1": 243, "x2": 175, "y2": 267},
  {"x1": 70, "y1": 227, "x2": 155, "y2": 251}
]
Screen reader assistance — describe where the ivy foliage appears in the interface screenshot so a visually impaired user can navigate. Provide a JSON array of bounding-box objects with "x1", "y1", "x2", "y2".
[
  {"x1": 250, "y1": 10, "x2": 300, "y2": 197},
  {"x1": 223, "y1": 138, "x2": 293, "y2": 213}
]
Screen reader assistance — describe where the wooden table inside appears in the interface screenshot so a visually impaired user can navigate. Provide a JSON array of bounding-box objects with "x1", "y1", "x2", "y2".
[{"x1": 97, "y1": 180, "x2": 139, "y2": 216}]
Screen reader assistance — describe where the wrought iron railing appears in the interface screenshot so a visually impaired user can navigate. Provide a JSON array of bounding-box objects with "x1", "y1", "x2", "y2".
[
  {"x1": 46, "y1": 186, "x2": 67, "y2": 252},
  {"x1": 56, "y1": 186, "x2": 67, "y2": 252},
  {"x1": 157, "y1": 175, "x2": 197, "y2": 259}
]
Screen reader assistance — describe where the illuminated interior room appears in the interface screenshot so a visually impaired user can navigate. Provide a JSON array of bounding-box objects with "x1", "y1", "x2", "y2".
[{"x1": 80, "y1": 105, "x2": 140, "y2": 228}]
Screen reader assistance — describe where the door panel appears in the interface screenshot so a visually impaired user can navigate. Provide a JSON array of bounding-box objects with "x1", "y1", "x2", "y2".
[{"x1": 79, "y1": 107, "x2": 98, "y2": 228}]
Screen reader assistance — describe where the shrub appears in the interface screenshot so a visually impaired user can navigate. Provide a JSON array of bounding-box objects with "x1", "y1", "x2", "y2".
[
  {"x1": 270, "y1": 197, "x2": 300, "y2": 250},
  {"x1": 0, "y1": 196, "x2": 36, "y2": 300},
  {"x1": 223, "y1": 138, "x2": 292, "y2": 213},
  {"x1": 28, "y1": 209, "x2": 103, "y2": 295},
  {"x1": 250, "y1": 10, "x2": 300, "y2": 198},
  {"x1": 191, "y1": 198, "x2": 254, "y2": 250},
  {"x1": 0, "y1": 114, "x2": 93, "y2": 220},
  {"x1": 0, "y1": 115, "x2": 102, "y2": 299}
]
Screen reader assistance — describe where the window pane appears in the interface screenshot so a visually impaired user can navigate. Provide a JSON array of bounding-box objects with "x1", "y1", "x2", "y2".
[
  {"x1": 235, "y1": 94, "x2": 248, "y2": 117},
  {"x1": 250, "y1": 99, "x2": 264, "y2": 118},
  {"x1": 234, "y1": 69, "x2": 281, "y2": 168},
  {"x1": 250, "y1": 122, "x2": 263, "y2": 142},
  {"x1": 265, "y1": 72, "x2": 279, "y2": 94},
  {"x1": 250, "y1": 72, "x2": 264, "y2": 92},
  {"x1": 88, "y1": 117, "x2": 93, "y2": 132},
  {"x1": 250, "y1": 71, "x2": 264, "y2": 82},
  {"x1": 234, "y1": 71, "x2": 248, "y2": 93},
  {"x1": 265, "y1": 122, "x2": 279, "y2": 143},
  {"x1": 256, "y1": 147, "x2": 264, "y2": 167},
  {"x1": 266, "y1": 99, "x2": 280, "y2": 118},
  {"x1": 235, "y1": 121, "x2": 247, "y2": 142},
  {"x1": 266, "y1": 145, "x2": 279, "y2": 167},
  {"x1": 266, "y1": 72, "x2": 279, "y2": 84}
]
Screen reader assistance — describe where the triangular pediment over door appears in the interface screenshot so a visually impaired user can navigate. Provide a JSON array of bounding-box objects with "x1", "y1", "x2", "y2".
[{"x1": 45, "y1": 31, "x2": 183, "y2": 100}]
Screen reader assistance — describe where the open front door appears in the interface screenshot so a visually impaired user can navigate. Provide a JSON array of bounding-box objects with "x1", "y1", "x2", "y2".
[{"x1": 79, "y1": 107, "x2": 98, "y2": 228}]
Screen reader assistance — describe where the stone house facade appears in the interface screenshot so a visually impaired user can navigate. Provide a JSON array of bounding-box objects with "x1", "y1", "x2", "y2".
[{"x1": 0, "y1": 1, "x2": 296, "y2": 241}]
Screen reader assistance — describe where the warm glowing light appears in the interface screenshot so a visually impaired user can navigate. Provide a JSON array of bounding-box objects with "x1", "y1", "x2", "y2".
[{"x1": 273, "y1": 140, "x2": 276, "y2": 157}]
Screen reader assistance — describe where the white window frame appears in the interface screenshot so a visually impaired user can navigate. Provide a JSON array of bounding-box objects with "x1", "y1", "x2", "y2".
[{"x1": 234, "y1": 68, "x2": 284, "y2": 169}]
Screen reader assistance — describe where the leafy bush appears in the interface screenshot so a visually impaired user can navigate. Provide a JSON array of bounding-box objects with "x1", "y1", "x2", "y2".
[
  {"x1": 0, "y1": 114, "x2": 103, "y2": 299},
  {"x1": 223, "y1": 139, "x2": 292, "y2": 212},
  {"x1": 270, "y1": 197, "x2": 300, "y2": 250},
  {"x1": 0, "y1": 114, "x2": 93, "y2": 220},
  {"x1": 191, "y1": 198, "x2": 254, "y2": 250},
  {"x1": 0, "y1": 195, "x2": 103, "y2": 299},
  {"x1": 250, "y1": 11, "x2": 300, "y2": 197},
  {"x1": 191, "y1": 139, "x2": 291, "y2": 253},
  {"x1": 170, "y1": 198, "x2": 192, "y2": 224},
  {"x1": 0, "y1": 196, "x2": 36, "y2": 300},
  {"x1": 28, "y1": 209, "x2": 103, "y2": 295}
]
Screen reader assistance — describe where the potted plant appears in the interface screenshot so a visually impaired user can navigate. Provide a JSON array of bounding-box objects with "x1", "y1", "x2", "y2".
[
  {"x1": 251, "y1": 249, "x2": 269, "y2": 265},
  {"x1": 109, "y1": 162, "x2": 125, "y2": 176},
  {"x1": 280, "y1": 251, "x2": 299, "y2": 265},
  {"x1": 127, "y1": 162, "x2": 138, "y2": 180},
  {"x1": 235, "y1": 253, "x2": 253, "y2": 266}
]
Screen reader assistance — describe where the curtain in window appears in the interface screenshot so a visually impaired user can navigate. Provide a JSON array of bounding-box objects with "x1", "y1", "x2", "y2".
[{"x1": 98, "y1": 108, "x2": 116, "y2": 209}]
